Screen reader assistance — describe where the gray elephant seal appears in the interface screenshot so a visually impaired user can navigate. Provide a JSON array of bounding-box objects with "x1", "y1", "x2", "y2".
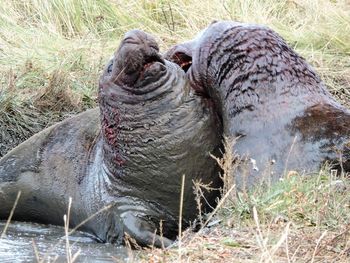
[
  {"x1": 0, "y1": 30, "x2": 222, "y2": 246},
  {"x1": 165, "y1": 21, "x2": 350, "y2": 188}
]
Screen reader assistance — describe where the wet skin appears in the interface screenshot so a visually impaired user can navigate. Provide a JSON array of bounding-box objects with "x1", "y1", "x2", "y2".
[
  {"x1": 0, "y1": 30, "x2": 222, "y2": 247},
  {"x1": 165, "y1": 21, "x2": 350, "y2": 188}
]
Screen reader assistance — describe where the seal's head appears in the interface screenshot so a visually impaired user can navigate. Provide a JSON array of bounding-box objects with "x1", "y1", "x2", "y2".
[
  {"x1": 164, "y1": 21, "x2": 244, "y2": 97},
  {"x1": 106, "y1": 30, "x2": 166, "y2": 90}
]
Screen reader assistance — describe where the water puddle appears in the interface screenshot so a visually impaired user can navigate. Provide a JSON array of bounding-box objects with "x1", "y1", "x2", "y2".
[{"x1": 0, "y1": 221, "x2": 129, "y2": 262}]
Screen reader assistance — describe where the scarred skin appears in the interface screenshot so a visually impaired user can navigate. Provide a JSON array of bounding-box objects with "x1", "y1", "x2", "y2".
[
  {"x1": 165, "y1": 21, "x2": 350, "y2": 188},
  {"x1": 0, "y1": 30, "x2": 222, "y2": 246}
]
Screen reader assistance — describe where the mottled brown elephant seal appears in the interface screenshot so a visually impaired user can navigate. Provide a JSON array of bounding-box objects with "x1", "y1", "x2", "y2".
[
  {"x1": 0, "y1": 30, "x2": 222, "y2": 246},
  {"x1": 165, "y1": 21, "x2": 350, "y2": 188}
]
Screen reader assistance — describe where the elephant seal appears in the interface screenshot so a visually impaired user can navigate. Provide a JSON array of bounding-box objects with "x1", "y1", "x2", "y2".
[
  {"x1": 165, "y1": 21, "x2": 350, "y2": 188},
  {"x1": 0, "y1": 30, "x2": 222, "y2": 247}
]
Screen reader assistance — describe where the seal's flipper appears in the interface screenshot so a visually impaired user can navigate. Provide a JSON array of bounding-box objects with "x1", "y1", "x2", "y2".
[{"x1": 120, "y1": 211, "x2": 173, "y2": 248}]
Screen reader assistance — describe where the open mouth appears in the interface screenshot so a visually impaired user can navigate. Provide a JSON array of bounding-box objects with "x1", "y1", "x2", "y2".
[
  {"x1": 140, "y1": 54, "x2": 165, "y2": 79},
  {"x1": 170, "y1": 52, "x2": 192, "y2": 73},
  {"x1": 165, "y1": 50, "x2": 211, "y2": 99},
  {"x1": 137, "y1": 54, "x2": 166, "y2": 84},
  {"x1": 142, "y1": 55, "x2": 165, "y2": 71}
]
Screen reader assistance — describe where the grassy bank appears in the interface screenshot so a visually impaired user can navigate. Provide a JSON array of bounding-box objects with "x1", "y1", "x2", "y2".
[
  {"x1": 139, "y1": 143, "x2": 350, "y2": 262},
  {"x1": 135, "y1": 133, "x2": 350, "y2": 263},
  {"x1": 0, "y1": 0, "x2": 350, "y2": 262}
]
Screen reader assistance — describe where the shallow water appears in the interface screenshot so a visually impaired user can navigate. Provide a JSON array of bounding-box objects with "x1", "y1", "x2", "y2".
[{"x1": 0, "y1": 221, "x2": 129, "y2": 263}]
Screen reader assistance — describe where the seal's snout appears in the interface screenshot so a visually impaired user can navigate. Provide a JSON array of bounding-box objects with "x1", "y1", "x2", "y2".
[
  {"x1": 142, "y1": 52, "x2": 165, "y2": 71},
  {"x1": 121, "y1": 29, "x2": 164, "y2": 67},
  {"x1": 110, "y1": 29, "x2": 167, "y2": 86}
]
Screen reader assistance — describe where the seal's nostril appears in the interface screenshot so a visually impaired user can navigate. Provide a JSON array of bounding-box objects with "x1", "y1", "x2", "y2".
[{"x1": 144, "y1": 54, "x2": 165, "y2": 65}]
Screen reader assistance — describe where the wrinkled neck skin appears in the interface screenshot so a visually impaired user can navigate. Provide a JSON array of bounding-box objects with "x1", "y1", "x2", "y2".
[
  {"x1": 188, "y1": 21, "x2": 338, "y2": 136},
  {"x1": 90, "y1": 54, "x2": 221, "y2": 243},
  {"x1": 99, "y1": 61, "x2": 173, "y2": 179},
  {"x1": 98, "y1": 59, "x2": 180, "y2": 198}
]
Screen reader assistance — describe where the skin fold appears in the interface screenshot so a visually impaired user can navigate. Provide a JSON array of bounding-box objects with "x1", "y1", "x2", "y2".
[
  {"x1": 165, "y1": 21, "x2": 350, "y2": 189},
  {"x1": 0, "y1": 30, "x2": 222, "y2": 247}
]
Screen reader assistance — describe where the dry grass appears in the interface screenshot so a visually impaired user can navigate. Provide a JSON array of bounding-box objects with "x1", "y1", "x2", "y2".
[{"x1": 142, "y1": 222, "x2": 350, "y2": 262}]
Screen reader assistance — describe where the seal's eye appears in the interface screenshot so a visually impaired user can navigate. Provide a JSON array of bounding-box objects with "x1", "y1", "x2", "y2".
[
  {"x1": 107, "y1": 62, "x2": 113, "y2": 73},
  {"x1": 123, "y1": 37, "x2": 139, "y2": 45},
  {"x1": 144, "y1": 55, "x2": 164, "y2": 66},
  {"x1": 149, "y1": 44, "x2": 159, "y2": 52}
]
